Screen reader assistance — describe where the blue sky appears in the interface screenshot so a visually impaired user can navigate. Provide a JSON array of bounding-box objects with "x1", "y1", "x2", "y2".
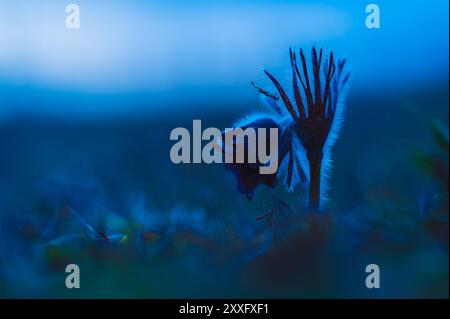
[{"x1": 0, "y1": 0, "x2": 448, "y2": 116}]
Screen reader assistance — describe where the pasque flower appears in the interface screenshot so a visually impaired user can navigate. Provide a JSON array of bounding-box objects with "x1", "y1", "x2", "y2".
[{"x1": 227, "y1": 47, "x2": 350, "y2": 211}]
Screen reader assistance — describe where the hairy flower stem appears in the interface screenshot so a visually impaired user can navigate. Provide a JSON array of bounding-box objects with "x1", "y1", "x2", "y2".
[{"x1": 307, "y1": 151, "x2": 323, "y2": 212}]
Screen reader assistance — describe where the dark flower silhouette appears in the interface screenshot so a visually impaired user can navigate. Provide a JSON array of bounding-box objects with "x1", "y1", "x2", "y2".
[
  {"x1": 223, "y1": 118, "x2": 277, "y2": 200},
  {"x1": 222, "y1": 117, "x2": 292, "y2": 200},
  {"x1": 228, "y1": 47, "x2": 350, "y2": 211}
]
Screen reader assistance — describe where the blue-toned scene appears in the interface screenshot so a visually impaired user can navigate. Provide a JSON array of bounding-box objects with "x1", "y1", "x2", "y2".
[{"x1": 0, "y1": 0, "x2": 448, "y2": 298}]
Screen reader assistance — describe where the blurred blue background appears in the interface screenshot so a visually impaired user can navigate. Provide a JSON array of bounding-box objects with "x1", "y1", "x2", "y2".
[
  {"x1": 0, "y1": 0, "x2": 448, "y2": 118},
  {"x1": 0, "y1": 0, "x2": 448, "y2": 298}
]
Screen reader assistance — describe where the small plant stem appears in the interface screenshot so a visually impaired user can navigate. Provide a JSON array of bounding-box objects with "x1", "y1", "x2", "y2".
[{"x1": 307, "y1": 151, "x2": 323, "y2": 212}]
